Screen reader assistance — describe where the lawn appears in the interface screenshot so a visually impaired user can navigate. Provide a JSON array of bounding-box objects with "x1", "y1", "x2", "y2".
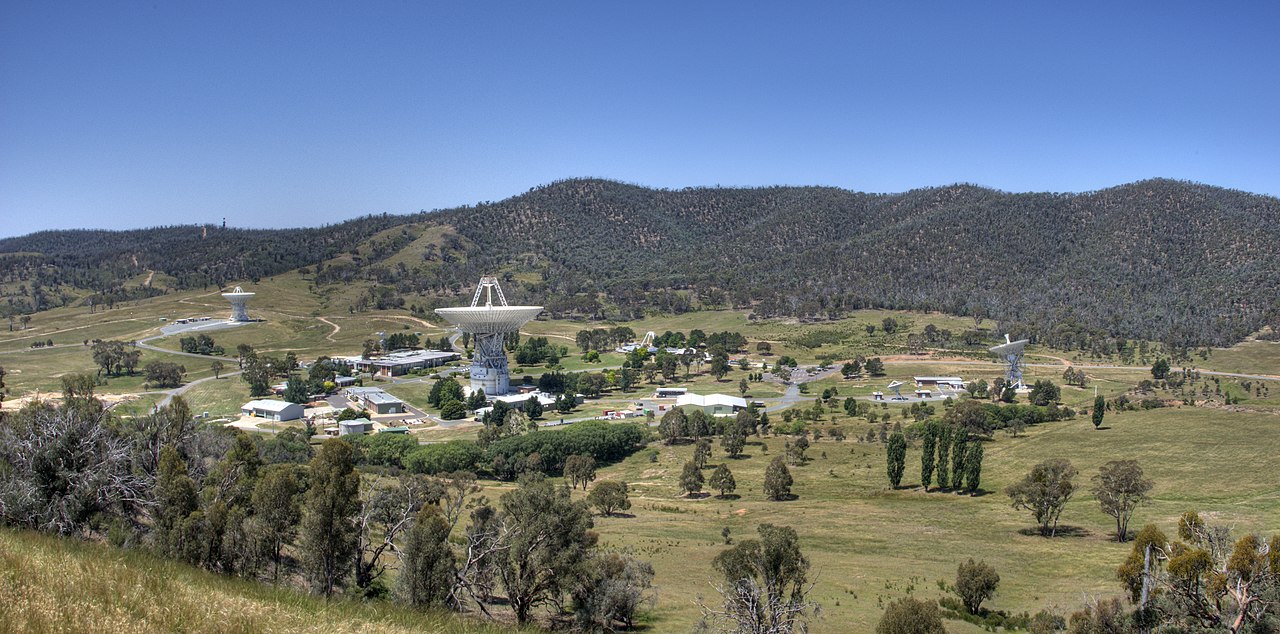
[{"x1": 179, "y1": 376, "x2": 255, "y2": 418}]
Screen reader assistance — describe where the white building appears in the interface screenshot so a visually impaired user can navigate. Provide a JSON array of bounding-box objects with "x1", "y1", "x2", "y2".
[
  {"x1": 491, "y1": 391, "x2": 557, "y2": 408},
  {"x1": 241, "y1": 399, "x2": 304, "y2": 421},
  {"x1": 338, "y1": 419, "x2": 373, "y2": 436},
  {"x1": 913, "y1": 376, "x2": 966, "y2": 389},
  {"x1": 346, "y1": 349, "x2": 459, "y2": 378},
  {"x1": 676, "y1": 393, "x2": 748, "y2": 417},
  {"x1": 344, "y1": 386, "x2": 407, "y2": 415}
]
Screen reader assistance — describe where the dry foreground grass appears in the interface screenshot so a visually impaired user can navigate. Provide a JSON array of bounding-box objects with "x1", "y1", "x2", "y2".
[
  {"x1": 0, "y1": 528, "x2": 516, "y2": 634},
  {"x1": 583, "y1": 406, "x2": 1280, "y2": 633}
]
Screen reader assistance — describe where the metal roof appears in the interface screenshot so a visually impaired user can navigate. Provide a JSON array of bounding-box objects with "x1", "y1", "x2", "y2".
[
  {"x1": 242, "y1": 399, "x2": 300, "y2": 412},
  {"x1": 676, "y1": 393, "x2": 748, "y2": 409}
]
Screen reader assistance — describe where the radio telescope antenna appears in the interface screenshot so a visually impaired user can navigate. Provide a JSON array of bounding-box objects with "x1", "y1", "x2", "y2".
[
  {"x1": 989, "y1": 334, "x2": 1030, "y2": 390},
  {"x1": 221, "y1": 286, "x2": 255, "y2": 322},
  {"x1": 887, "y1": 380, "x2": 906, "y2": 401},
  {"x1": 436, "y1": 277, "x2": 542, "y2": 396}
]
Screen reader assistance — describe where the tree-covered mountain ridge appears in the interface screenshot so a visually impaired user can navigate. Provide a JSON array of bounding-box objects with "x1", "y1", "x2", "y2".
[{"x1": 2, "y1": 177, "x2": 1278, "y2": 348}]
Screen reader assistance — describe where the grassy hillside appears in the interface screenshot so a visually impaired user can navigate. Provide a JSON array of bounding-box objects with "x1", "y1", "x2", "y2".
[
  {"x1": 0, "y1": 528, "x2": 517, "y2": 634},
  {"x1": 583, "y1": 406, "x2": 1280, "y2": 632}
]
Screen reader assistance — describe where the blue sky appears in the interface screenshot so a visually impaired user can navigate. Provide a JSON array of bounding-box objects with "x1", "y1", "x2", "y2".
[{"x1": 2, "y1": 2, "x2": 1277, "y2": 237}]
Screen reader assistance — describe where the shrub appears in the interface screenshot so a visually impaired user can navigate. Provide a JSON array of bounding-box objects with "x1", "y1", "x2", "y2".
[
  {"x1": 486, "y1": 421, "x2": 648, "y2": 476},
  {"x1": 955, "y1": 558, "x2": 1000, "y2": 614},
  {"x1": 355, "y1": 433, "x2": 418, "y2": 468},
  {"x1": 876, "y1": 596, "x2": 946, "y2": 634},
  {"x1": 404, "y1": 441, "x2": 483, "y2": 474}
]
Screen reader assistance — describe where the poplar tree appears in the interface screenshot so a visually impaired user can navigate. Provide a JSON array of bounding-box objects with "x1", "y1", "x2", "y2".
[
  {"x1": 920, "y1": 426, "x2": 936, "y2": 490},
  {"x1": 951, "y1": 429, "x2": 969, "y2": 484},
  {"x1": 935, "y1": 425, "x2": 952, "y2": 489},
  {"x1": 963, "y1": 443, "x2": 983, "y2": 494},
  {"x1": 886, "y1": 432, "x2": 906, "y2": 489}
]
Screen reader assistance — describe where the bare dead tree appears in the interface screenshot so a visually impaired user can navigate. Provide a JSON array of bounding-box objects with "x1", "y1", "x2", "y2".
[
  {"x1": 353, "y1": 474, "x2": 440, "y2": 592},
  {"x1": 449, "y1": 502, "x2": 514, "y2": 618},
  {"x1": 0, "y1": 406, "x2": 147, "y2": 536},
  {"x1": 696, "y1": 576, "x2": 821, "y2": 634}
]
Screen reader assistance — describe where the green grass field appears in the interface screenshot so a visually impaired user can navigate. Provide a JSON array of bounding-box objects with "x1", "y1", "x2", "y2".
[
  {"x1": 581, "y1": 407, "x2": 1280, "y2": 630},
  {"x1": 573, "y1": 406, "x2": 1280, "y2": 632},
  {"x1": 0, "y1": 528, "x2": 516, "y2": 634}
]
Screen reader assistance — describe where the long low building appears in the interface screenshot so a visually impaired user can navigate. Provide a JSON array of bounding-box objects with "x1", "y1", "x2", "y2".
[
  {"x1": 346, "y1": 349, "x2": 460, "y2": 377},
  {"x1": 241, "y1": 399, "x2": 305, "y2": 421},
  {"x1": 491, "y1": 391, "x2": 557, "y2": 407},
  {"x1": 344, "y1": 386, "x2": 407, "y2": 415},
  {"x1": 913, "y1": 376, "x2": 966, "y2": 389},
  {"x1": 676, "y1": 393, "x2": 748, "y2": 417}
]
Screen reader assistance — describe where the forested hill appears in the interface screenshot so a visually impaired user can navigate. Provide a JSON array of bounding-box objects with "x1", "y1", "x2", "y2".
[{"x1": 3, "y1": 178, "x2": 1279, "y2": 348}]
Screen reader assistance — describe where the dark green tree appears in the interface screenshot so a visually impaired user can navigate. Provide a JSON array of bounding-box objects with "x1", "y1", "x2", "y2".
[
  {"x1": 708, "y1": 523, "x2": 817, "y2": 634},
  {"x1": 283, "y1": 374, "x2": 309, "y2": 404},
  {"x1": 658, "y1": 408, "x2": 687, "y2": 445},
  {"x1": 587, "y1": 480, "x2": 631, "y2": 516},
  {"x1": 920, "y1": 426, "x2": 936, "y2": 490},
  {"x1": 154, "y1": 446, "x2": 199, "y2": 560},
  {"x1": 955, "y1": 558, "x2": 1000, "y2": 614},
  {"x1": 708, "y1": 463, "x2": 737, "y2": 498},
  {"x1": 886, "y1": 432, "x2": 906, "y2": 489},
  {"x1": 935, "y1": 425, "x2": 952, "y2": 489},
  {"x1": 398, "y1": 504, "x2": 456, "y2": 608},
  {"x1": 300, "y1": 439, "x2": 361, "y2": 596},
  {"x1": 494, "y1": 475, "x2": 594, "y2": 625},
  {"x1": 721, "y1": 419, "x2": 747, "y2": 459},
  {"x1": 1092, "y1": 394, "x2": 1106, "y2": 429},
  {"x1": 963, "y1": 442, "x2": 984, "y2": 494},
  {"x1": 251, "y1": 464, "x2": 302, "y2": 580},
  {"x1": 522, "y1": 395, "x2": 543, "y2": 419},
  {"x1": 1028, "y1": 380, "x2": 1060, "y2": 406},
  {"x1": 680, "y1": 460, "x2": 704, "y2": 496},
  {"x1": 876, "y1": 596, "x2": 945, "y2": 634},
  {"x1": 1151, "y1": 358, "x2": 1171, "y2": 380},
  {"x1": 951, "y1": 428, "x2": 969, "y2": 483},
  {"x1": 764, "y1": 456, "x2": 793, "y2": 501}
]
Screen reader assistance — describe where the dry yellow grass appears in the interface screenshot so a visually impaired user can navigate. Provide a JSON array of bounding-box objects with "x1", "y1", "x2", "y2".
[{"x1": 0, "y1": 528, "x2": 517, "y2": 634}]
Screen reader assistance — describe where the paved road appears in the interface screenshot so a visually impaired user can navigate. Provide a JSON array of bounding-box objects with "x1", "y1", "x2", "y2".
[{"x1": 880, "y1": 357, "x2": 1280, "y2": 383}]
